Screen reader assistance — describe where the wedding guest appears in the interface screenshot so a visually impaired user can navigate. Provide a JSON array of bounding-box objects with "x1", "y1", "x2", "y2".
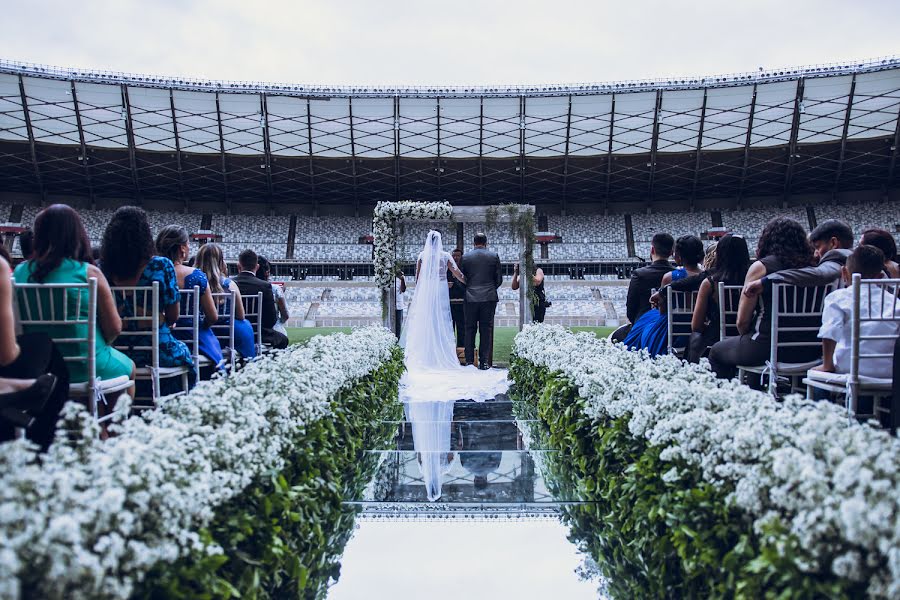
[
  {"x1": 18, "y1": 228, "x2": 34, "y2": 260},
  {"x1": 257, "y1": 256, "x2": 290, "y2": 338},
  {"x1": 196, "y1": 243, "x2": 256, "y2": 360},
  {"x1": 624, "y1": 235, "x2": 704, "y2": 357},
  {"x1": 14, "y1": 205, "x2": 134, "y2": 397},
  {"x1": 448, "y1": 248, "x2": 466, "y2": 346},
  {"x1": 687, "y1": 234, "x2": 751, "y2": 362},
  {"x1": 860, "y1": 228, "x2": 899, "y2": 278},
  {"x1": 512, "y1": 262, "x2": 548, "y2": 323},
  {"x1": 395, "y1": 269, "x2": 407, "y2": 339},
  {"x1": 155, "y1": 225, "x2": 222, "y2": 368},
  {"x1": 623, "y1": 233, "x2": 674, "y2": 332},
  {"x1": 708, "y1": 217, "x2": 816, "y2": 380},
  {"x1": 103, "y1": 208, "x2": 194, "y2": 395},
  {"x1": 0, "y1": 254, "x2": 68, "y2": 450},
  {"x1": 233, "y1": 249, "x2": 288, "y2": 349}
]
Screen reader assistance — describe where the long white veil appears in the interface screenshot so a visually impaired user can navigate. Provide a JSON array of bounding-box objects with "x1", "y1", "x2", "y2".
[{"x1": 397, "y1": 230, "x2": 510, "y2": 501}]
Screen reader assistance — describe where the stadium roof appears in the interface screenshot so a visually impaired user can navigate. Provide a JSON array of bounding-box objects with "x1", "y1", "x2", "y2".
[{"x1": 1, "y1": 57, "x2": 899, "y2": 213}]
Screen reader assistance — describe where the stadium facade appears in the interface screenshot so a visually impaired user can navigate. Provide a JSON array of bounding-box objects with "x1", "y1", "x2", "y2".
[{"x1": 1, "y1": 57, "x2": 899, "y2": 217}]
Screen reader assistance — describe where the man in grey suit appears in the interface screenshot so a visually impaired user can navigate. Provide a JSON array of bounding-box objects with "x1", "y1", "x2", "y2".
[{"x1": 460, "y1": 232, "x2": 502, "y2": 369}]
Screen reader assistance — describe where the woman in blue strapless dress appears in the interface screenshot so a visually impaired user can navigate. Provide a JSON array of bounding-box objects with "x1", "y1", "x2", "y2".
[
  {"x1": 624, "y1": 235, "x2": 706, "y2": 357},
  {"x1": 195, "y1": 243, "x2": 257, "y2": 360}
]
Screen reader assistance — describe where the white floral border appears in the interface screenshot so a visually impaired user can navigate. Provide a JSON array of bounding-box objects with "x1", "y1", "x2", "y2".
[
  {"x1": 372, "y1": 200, "x2": 452, "y2": 290},
  {"x1": 0, "y1": 326, "x2": 398, "y2": 600},
  {"x1": 513, "y1": 324, "x2": 900, "y2": 598}
]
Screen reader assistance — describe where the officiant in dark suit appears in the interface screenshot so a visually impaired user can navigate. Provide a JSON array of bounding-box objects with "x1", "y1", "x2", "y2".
[
  {"x1": 448, "y1": 248, "x2": 466, "y2": 350},
  {"x1": 460, "y1": 233, "x2": 502, "y2": 369}
]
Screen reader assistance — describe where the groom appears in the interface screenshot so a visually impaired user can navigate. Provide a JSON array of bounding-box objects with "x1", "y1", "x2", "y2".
[{"x1": 460, "y1": 232, "x2": 502, "y2": 369}]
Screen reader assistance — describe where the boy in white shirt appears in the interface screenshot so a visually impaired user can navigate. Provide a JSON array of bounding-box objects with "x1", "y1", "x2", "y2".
[{"x1": 814, "y1": 245, "x2": 900, "y2": 378}]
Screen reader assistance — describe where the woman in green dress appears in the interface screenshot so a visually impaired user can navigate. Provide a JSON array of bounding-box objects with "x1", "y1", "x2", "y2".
[{"x1": 13, "y1": 205, "x2": 135, "y2": 396}]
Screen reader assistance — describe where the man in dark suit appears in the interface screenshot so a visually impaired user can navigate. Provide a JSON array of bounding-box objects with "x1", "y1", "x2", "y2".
[
  {"x1": 448, "y1": 248, "x2": 467, "y2": 349},
  {"x1": 460, "y1": 233, "x2": 502, "y2": 369},
  {"x1": 232, "y1": 249, "x2": 289, "y2": 350},
  {"x1": 625, "y1": 232, "x2": 675, "y2": 325}
]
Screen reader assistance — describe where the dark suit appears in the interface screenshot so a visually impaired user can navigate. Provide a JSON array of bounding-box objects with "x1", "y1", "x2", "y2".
[
  {"x1": 626, "y1": 259, "x2": 673, "y2": 324},
  {"x1": 232, "y1": 271, "x2": 289, "y2": 349},
  {"x1": 448, "y1": 270, "x2": 466, "y2": 347},
  {"x1": 460, "y1": 247, "x2": 502, "y2": 367},
  {"x1": 762, "y1": 248, "x2": 851, "y2": 287}
]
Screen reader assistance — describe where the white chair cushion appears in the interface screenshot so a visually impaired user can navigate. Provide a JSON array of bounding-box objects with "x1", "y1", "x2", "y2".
[
  {"x1": 135, "y1": 366, "x2": 190, "y2": 378},
  {"x1": 806, "y1": 369, "x2": 893, "y2": 390},
  {"x1": 70, "y1": 375, "x2": 133, "y2": 396},
  {"x1": 740, "y1": 360, "x2": 822, "y2": 374}
]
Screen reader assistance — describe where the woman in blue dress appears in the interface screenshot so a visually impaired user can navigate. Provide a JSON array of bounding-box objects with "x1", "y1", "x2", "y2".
[
  {"x1": 100, "y1": 207, "x2": 194, "y2": 395},
  {"x1": 624, "y1": 235, "x2": 706, "y2": 357},
  {"x1": 155, "y1": 226, "x2": 223, "y2": 370},
  {"x1": 195, "y1": 243, "x2": 257, "y2": 359}
]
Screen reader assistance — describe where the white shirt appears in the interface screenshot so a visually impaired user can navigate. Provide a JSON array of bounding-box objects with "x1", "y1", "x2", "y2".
[
  {"x1": 818, "y1": 284, "x2": 900, "y2": 378},
  {"x1": 396, "y1": 278, "x2": 407, "y2": 311}
]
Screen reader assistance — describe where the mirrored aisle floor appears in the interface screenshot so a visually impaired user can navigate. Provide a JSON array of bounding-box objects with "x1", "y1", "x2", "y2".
[{"x1": 332, "y1": 386, "x2": 605, "y2": 599}]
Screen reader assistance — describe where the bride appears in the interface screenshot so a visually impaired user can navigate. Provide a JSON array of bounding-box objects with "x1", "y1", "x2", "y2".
[
  {"x1": 398, "y1": 230, "x2": 509, "y2": 501},
  {"x1": 399, "y1": 230, "x2": 509, "y2": 404}
]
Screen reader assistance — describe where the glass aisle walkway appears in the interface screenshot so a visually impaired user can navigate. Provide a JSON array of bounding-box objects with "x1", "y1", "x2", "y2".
[{"x1": 331, "y1": 388, "x2": 602, "y2": 599}]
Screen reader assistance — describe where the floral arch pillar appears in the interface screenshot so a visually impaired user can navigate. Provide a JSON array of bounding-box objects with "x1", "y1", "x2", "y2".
[{"x1": 373, "y1": 201, "x2": 536, "y2": 335}]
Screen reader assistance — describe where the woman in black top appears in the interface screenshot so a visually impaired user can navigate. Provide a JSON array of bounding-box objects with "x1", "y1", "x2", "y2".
[
  {"x1": 708, "y1": 218, "x2": 815, "y2": 380},
  {"x1": 512, "y1": 263, "x2": 547, "y2": 323}
]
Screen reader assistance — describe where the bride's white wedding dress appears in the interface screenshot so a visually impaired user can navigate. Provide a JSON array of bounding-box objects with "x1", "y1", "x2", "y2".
[
  {"x1": 399, "y1": 230, "x2": 509, "y2": 405},
  {"x1": 398, "y1": 230, "x2": 509, "y2": 501}
]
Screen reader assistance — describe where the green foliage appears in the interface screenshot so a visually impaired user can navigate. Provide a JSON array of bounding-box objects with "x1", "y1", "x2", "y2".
[
  {"x1": 135, "y1": 347, "x2": 404, "y2": 600},
  {"x1": 509, "y1": 356, "x2": 861, "y2": 600}
]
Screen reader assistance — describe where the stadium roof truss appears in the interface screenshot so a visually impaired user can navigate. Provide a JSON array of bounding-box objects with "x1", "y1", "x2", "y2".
[{"x1": 0, "y1": 57, "x2": 899, "y2": 213}]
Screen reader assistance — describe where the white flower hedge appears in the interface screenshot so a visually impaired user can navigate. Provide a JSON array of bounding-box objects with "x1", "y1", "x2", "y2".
[
  {"x1": 372, "y1": 200, "x2": 452, "y2": 289},
  {"x1": 0, "y1": 326, "x2": 398, "y2": 600},
  {"x1": 513, "y1": 325, "x2": 900, "y2": 598}
]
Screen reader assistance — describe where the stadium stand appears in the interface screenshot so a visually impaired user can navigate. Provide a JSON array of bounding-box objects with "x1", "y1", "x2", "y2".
[
  {"x1": 548, "y1": 214, "x2": 628, "y2": 260},
  {"x1": 632, "y1": 211, "x2": 711, "y2": 259}
]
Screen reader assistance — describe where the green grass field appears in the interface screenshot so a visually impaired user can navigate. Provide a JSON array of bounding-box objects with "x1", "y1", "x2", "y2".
[{"x1": 287, "y1": 325, "x2": 614, "y2": 366}]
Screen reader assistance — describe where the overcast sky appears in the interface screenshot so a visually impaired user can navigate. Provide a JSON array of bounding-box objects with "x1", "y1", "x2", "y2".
[{"x1": 1, "y1": 0, "x2": 898, "y2": 87}]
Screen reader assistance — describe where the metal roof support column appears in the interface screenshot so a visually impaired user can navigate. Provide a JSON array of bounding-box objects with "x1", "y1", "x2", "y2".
[
  {"x1": 782, "y1": 77, "x2": 806, "y2": 204},
  {"x1": 69, "y1": 80, "x2": 95, "y2": 206},
  {"x1": 886, "y1": 91, "x2": 900, "y2": 191},
  {"x1": 214, "y1": 92, "x2": 230, "y2": 214},
  {"x1": 737, "y1": 84, "x2": 758, "y2": 208},
  {"x1": 168, "y1": 89, "x2": 187, "y2": 211},
  {"x1": 604, "y1": 94, "x2": 616, "y2": 212},
  {"x1": 121, "y1": 85, "x2": 142, "y2": 205},
  {"x1": 349, "y1": 96, "x2": 359, "y2": 216},
  {"x1": 17, "y1": 74, "x2": 45, "y2": 204},
  {"x1": 690, "y1": 88, "x2": 708, "y2": 210},
  {"x1": 519, "y1": 95, "x2": 526, "y2": 204},
  {"x1": 393, "y1": 95, "x2": 400, "y2": 202},
  {"x1": 435, "y1": 97, "x2": 442, "y2": 199},
  {"x1": 260, "y1": 94, "x2": 275, "y2": 213},
  {"x1": 832, "y1": 74, "x2": 856, "y2": 199},
  {"x1": 306, "y1": 98, "x2": 317, "y2": 215},
  {"x1": 478, "y1": 96, "x2": 484, "y2": 204},
  {"x1": 561, "y1": 94, "x2": 572, "y2": 215},
  {"x1": 646, "y1": 89, "x2": 662, "y2": 210}
]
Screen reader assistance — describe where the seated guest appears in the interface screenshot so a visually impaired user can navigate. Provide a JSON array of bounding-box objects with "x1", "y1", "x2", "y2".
[
  {"x1": 101, "y1": 208, "x2": 194, "y2": 393},
  {"x1": 257, "y1": 256, "x2": 290, "y2": 338},
  {"x1": 0, "y1": 254, "x2": 68, "y2": 450},
  {"x1": 613, "y1": 233, "x2": 675, "y2": 342},
  {"x1": 812, "y1": 245, "x2": 900, "y2": 379},
  {"x1": 742, "y1": 219, "x2": 853, "y2": 298},
  {"x1": 195, "y1": 243, "x2": 257, "y2": 360},
  {"x1": 232, "y1": 249, "x2": 289, "y2": 350},
  {"x1": 624, "y1": 235, "x2": 704, "y2": 357},
  {"x1": 18, "y1": 228, "x2": 34, "y2": 260},
  {"x1": 13, "y1": 204, "x2": 135, "y2": 394},
  {"x1": 155, "y1": 226, "x2": 222, "y2": 368},
  {"x1": 687, "y1": 234, "x2": 751, "y2": 363},
  {"x1": 860, "y1": 228, "x2": 900, "y2": 278},
  {"x1": 708, "y1": 217, "x2": 816, "y2": 380}
]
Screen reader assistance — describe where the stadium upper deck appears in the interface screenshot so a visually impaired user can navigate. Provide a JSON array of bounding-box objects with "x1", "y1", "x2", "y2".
[{"x1": 0, "y1": 57, "x2": 898, "y2": 214}]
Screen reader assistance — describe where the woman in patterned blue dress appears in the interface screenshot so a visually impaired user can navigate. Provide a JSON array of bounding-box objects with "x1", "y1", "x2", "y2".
[
  {"x1": 195, "y1": 243, "x2": 257, "y2": 359},
  {"x1": 100, "y1": 207, "x2": 194, "y2": 394},
  {"x1": 155, "y1": 226, "x2": 223, "y2": 369}
]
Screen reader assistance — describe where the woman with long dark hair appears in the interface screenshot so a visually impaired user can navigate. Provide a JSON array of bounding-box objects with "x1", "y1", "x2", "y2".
[
  {"x1": 687, "y1": 234, "x2": 751, "y2": 362},
  {"x1": 195, "y1": 243, "x2": 256, "y2": 359},
  {"x1": 101, "y1": 207, "x2": 194, "y2": 393},
  {"x1": 708, "y1": 217, "x2": 815, "y2": 379},
  {"x1": 155, "y1": 226, "x2": 222, "y2": 368},
  {"x1": 13, "y1": 204, "x2": 134, "y2": 389}
]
